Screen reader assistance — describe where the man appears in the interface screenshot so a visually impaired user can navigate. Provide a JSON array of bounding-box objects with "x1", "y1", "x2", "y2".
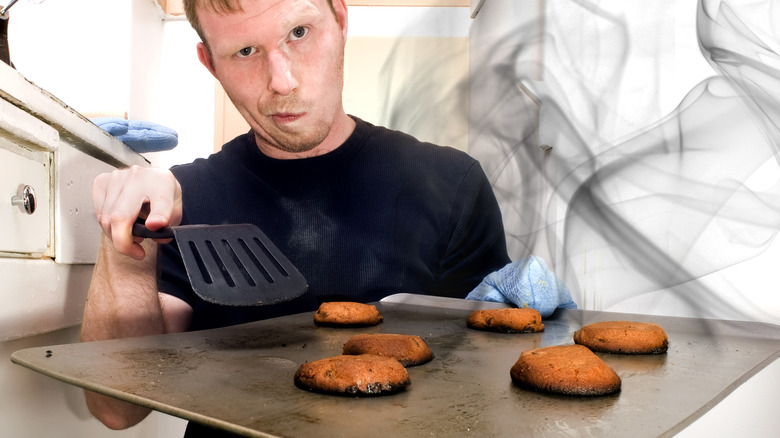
[{"x1": 81, "y1": 0, "x2": 509, "y2": 435}]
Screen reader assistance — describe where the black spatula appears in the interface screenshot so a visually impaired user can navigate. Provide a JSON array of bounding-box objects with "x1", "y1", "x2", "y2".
[{"x1": 133, "y1": 219, "x2": 308, "y2": 306}]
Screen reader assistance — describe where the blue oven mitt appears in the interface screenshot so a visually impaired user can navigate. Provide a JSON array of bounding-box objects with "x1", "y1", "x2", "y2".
[
  {"x1": 466, "y1": 256, "x2": 577, "y2": 317},
  {"x1": 92, "y1": 117, "x2": 178, "y2": 153}
]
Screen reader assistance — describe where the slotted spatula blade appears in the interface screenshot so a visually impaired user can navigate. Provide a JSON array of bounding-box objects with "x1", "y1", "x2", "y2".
[{"x1": 133, "y1": 221, "x2": 308, "y2": 306}]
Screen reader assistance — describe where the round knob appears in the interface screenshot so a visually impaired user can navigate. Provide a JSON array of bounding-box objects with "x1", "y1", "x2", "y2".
[{"x1": 11, "y1": 184, "x2": 36, "y2": 215}]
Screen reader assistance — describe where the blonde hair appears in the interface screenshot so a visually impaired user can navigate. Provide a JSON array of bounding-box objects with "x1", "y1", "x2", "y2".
[
  {"x1": 183, "y1": 0, "x2": 241, "y2": 45},
  {"x1": 184, "y1": 0, "x2": 337, "y2": 47}
]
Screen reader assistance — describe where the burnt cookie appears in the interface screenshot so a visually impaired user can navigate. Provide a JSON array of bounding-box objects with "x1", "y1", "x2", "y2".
[
  {"x1": 573, "y1": 321, "x2": 668, "y2": 354},
  {"x1": 466, "y1": 308, "x2": 544, "y2": 333},
  {"x1": 294, "y1": 354, "x2": 410, "y2": 396},
  {"x1": 510, "y1": 344, "x2": 621, "y2": 396},
  {"x1": 313, "y1": 302, "x2": 383, "y2": 327},
  {"x1": 342, "y1": 333, "x2": 434, "y2": 367}
]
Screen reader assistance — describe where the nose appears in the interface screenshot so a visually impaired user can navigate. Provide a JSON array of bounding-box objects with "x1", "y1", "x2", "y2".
[{"x1": 267, "y1": 50, "x2": 298, "y2": 95}]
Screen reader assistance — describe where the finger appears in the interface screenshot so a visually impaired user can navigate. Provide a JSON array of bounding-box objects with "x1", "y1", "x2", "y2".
[
  {"x1": 103, "y1": 169, "x2": 142, "y2": 250},
  {"x1": 109, "y1": 211, "x2": 143, "y2": 258},
  {"x1": 92, "y1": 168, "x2": 143, "y2": 258},
  {"x1": 105, "y1": 166, "x2": 156, "y2": 230},
  {"x1": 123, "y1": 242, "x2": 147, "y2": 260},
  {"x1": 100, "y1": 168, "x2": 138, "y2": 223},
  {"x1": 93, "y1": 171, "x2": 136, "y2": 248},
  {"x1": 92, "y1": 172, "x2": 111, "y2": 230},
  {"x1": 145, "y1": 171, "x2": 183, "y2": 230}
]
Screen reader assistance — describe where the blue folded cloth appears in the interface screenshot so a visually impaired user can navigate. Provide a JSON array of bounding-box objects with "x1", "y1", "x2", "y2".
[
  {"x1": 92, "y1": 117, "x2": 178, "y2": 153},
  {"x1": 466, "y1": 256, "x2": 577, "y2": 317}
]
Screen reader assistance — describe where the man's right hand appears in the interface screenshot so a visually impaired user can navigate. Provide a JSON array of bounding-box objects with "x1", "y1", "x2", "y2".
[{"x1": 92, "y1": 165, "x2": 182, "y2": 260}]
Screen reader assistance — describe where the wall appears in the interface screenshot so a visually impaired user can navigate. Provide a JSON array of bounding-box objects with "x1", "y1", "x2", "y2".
[
  {"x1": 7, "y1": 0, "x2": 134, "y2": 115},
  {"x1": 544, "y1": 0, "x2": 780, "y2": 325},
  {"x1": 345, "y1": 7, "x2": 470, "y2": 151}
]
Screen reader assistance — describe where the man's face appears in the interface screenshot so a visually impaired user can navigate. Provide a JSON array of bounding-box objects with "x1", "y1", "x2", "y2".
[{"x1": 197, "y1": 0, "x2": 348, "y2": 157}]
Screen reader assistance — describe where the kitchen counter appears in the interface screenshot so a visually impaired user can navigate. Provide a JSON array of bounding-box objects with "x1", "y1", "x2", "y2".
[{"x1": 11, "y1": 294, "x2": 780, "y2": 437}]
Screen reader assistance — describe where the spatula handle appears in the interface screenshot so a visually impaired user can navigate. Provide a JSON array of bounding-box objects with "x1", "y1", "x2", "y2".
[{"x1": 132, "y1": 218, "x2": 175, "y2": 239}]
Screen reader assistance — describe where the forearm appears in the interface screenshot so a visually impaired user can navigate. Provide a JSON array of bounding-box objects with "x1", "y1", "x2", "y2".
[
  {"x1": 80, "y1": 235, "x2": 163, "y2": 429},
  {"x1": 82, "y1": 235, "x2": 165, "y2": 341}
]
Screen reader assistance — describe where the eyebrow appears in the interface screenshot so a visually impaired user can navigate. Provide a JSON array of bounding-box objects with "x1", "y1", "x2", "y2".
[
  {"x1": 211, "y1": 2, "x2": 324, "y2": 57},
  {"x1": 275, "y1": 2, "x2": 321, "y2": 32}
]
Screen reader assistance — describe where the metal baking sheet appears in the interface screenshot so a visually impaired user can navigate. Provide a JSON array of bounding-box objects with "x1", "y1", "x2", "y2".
[{"x1": 11, "y1": 294, "x2": 780, "y2": 437}]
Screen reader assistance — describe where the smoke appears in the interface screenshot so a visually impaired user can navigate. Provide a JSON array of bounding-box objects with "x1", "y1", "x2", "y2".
[{"x1": 379, "y1": 0, "x2": 780, "y2": 323}]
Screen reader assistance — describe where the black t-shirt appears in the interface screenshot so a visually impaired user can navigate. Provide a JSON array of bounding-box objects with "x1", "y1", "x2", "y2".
[{"x1": 158, "y1": 117, "x2": 509, "y2": 331}]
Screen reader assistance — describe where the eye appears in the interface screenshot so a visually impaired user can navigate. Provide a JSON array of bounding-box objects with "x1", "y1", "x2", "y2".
[
  {"x1": 289, "y1": 26, "x2": 308, "y2": 41},
  {"x1": 236, "y1": 46, "x2": 256, "y2": 58}
]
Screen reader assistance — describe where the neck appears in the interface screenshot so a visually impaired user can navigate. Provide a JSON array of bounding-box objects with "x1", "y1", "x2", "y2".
[{"x1": 255, "y1": 113, "x2": 356, "y2": 160}]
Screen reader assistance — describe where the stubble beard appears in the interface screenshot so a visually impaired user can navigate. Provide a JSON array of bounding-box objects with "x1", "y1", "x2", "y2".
[
  {"x1": 255, "y1": 47, "x2": 345, "y2": 156},
  {"x1": 255, "y1": 95, "x2": 333, "y2": 155}
]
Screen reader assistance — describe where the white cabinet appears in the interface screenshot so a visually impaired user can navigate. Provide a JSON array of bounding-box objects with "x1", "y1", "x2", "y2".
[
  {"x1": 0, "y1": 144, "x2": 51, "y2": 257},
  {"x1": 0, "y1": 92, "x2": 57, "y2": 258},
  {"x1": 0, "y1": 62, "x2": 148, "y2": 340}
]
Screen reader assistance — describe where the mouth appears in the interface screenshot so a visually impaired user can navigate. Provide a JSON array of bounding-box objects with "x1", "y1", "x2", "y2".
[{"x1": 271, "y1": 112, "x2": 305, "y2": 125}]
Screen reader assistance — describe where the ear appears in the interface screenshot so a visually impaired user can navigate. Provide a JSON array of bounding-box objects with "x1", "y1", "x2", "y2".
[
  {"x1": 332, "y1": 0, "x2": 348, "y2": 39},
  {"x1": 196, "y1": 42, "x2": 217, "y2": 77}
]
